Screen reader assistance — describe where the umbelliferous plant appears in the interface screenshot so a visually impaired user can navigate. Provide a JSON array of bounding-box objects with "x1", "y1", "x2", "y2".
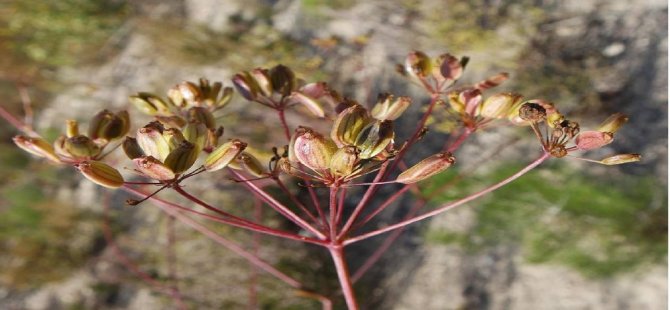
[{"x1": 7, "y1": 50, "x2": 640, "y2": 309}]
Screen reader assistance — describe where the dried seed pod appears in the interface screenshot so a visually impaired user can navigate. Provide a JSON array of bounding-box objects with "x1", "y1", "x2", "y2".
[
  {"x1": 204, "y1": 139, "x2": 247, "y2": 171},
  {"x1": 237, "y1": 152, "x2": 265, "y2": 177},
  {"x1": 478, "y1": 92, "x2": 523, "y2": 119},
  {"x1": 129, "y1": 92, "x2": 172, "y2": 116},
  {"x1": 133, "y1": 156, "x2": 175, "y2": 180},
  {"x1": 77, "y1": 160, "x2": 124, "y2": 188},
  {"x1": 355, "y1": 120, "x2": 394, "y2": 159},
  {"x1": 518, "y1": 102, "x2": 547, "y2": 122},
  {"x1": 370, "y1": 94, "x2": 412, "y2": 121},
  {"x1": 88, "y1": 110, "x2": 130, "y2": 142},
  {"x1": 600, "y1": 153, "x2": 641, "y2": 165},
  {"x1": 122, "y1": 137, "x2": 144, "y2": 159},
  {"x1": 331, "y1": 104, "x2": 370, "y2": 147},
  {"x1": 396, "y1": 152, "x2": 455, "y2": 184},
  {"x1": 293, "y1": 127, "x2": 337, "y2": 171},
  {"x1": 597, "y1": 113, "x2": 629, "y2": 134},
  {"x1": 136, "y1": 122, "x2": 171, "y2": 161},
  {"x1": 437, "y1": 53, "x2": 463, "y2": 82},
  {"x1": 13, "y1": 135, "x2": 60, "y2": 162},
  {"x1": 163, "y1": 141, "x2": 199, "y2": 174},
  {"x1": 330, "y1": 146, "x2": 359, "y2": 177},
  {"x1": 575, "y1": 131, "x2": 614, "y2": 150},
  {"x1": 269, "y1": 64, "x2": 296, "y2": 97},
  {"x1": 187, "y1": 107, "x2": 216, "y2": 129}
]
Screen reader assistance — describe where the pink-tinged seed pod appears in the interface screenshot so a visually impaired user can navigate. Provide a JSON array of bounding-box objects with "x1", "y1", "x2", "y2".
[
  {"x1": 575, "y1": 131, "x2": 614, "y2": 150},
  {"x1": 232, "y1": 72, "x2": 258, "y2": 101},
  {"x1": 437, "y1": 53, "x2": 463, "y2": 82},
  {"x1": 460, "y1": 89, "x2": 482, "y2": 116},
  {"x1": 289, "y1": 92, "x2": 326, "y2": 118},
  {"x1": 176, "y1": 81, "x2": 202, "y2": 107},
  {"x1": 204, "y1": 139, "x2": 247, "y2": 172},
  {"x1": 13, "y1": 135, "x2": 60, "y2": 162},
  {"x1": 474, "y1": 72, "x2": 509, "y2": 91},
  {"x1": 77, "y1": 160, "x2": 124, "y2": 188},
  {"x1": 599, "y1": 153, "x2": 641, "y2": 165},
  {"x1": 250, "y1": 68, "x2": 272, "y2": 97},
  {"x1": 293, "y1": 127, "x2": 337, "y2": 171},
  {"x1": 370, "y1": 94, "x2": 412, "y2": 121},
  {"x1": 331, "y1": 104, "x2": 370, "y2": 147},
  {"x1": 597, "y1": 113, "x2": 629, "y2": 134},
  {"x1": 396, "y1": 152, "x2": 456, "y2": 184},
  {"x1": 478, "y1": 92, "x2": 523, "y2": 119},
  {"x1": 133, "y1": 156, "x2": 176, "y2": 181},
  {"x1": 136, "y1": 122, "x2": 171, "y2": 161}
]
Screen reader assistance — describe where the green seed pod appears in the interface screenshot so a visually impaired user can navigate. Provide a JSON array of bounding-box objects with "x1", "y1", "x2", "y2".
[
  {"x1": 396, "y1": 152, "x2": 455, "y2": 184},
  {"x1": 269, "y1": 64, "x2": 296, "y2": 97},
  {"x1": 129, "y1": 92, "x2": 172, "y2": 116},
  {"x1": 66, "y1": 120, "x2": 79, "y2": 138},
  {"x1": 183, "y1": 122, "x2": 208, "y2": 152},
  {"x1": 597, "y1": 113, "x2": 629, "y2": 134},
  {"x1": 88, "y1": 110, "x2": 130, "y2": 142},
  {"x1": 215, "y1": 87, "x2": 234, "y2": 110},
  {"x1": 204, "y1": 139, "x2": 247, "y2": 171},
  {"x1": 77, "y1": 160, "x2": 124, "y2": 188},
  {"x1": 478, "y1": 93, "x2": 523, "y2": 119},
  {"x1": 63, "y1": 135, "x2": 102, "y2": 159},
  {"x1": 133, "y1": 156, "x2": 175, "y2": 181},
  {"x1": 404, "y1": 51, "x2": 432, "y2": 80},
  {"x1": 293, "y1": 127, "x2": 337, "y2": 171},
  {"x1": 163, "y1": 141, "x2": 199, "y2": 174},
  {"x1": 187, "y1": 107, "x2": 216, "y2": 129},
  {"x1": 355, "y1": 120, "x2": 394, "y2": 159},
  {"x1": 237, "y1": 152, "x2": 265, "y2": 177},
  {"x1": 122, "y1": 137, "x2": 144, "y2": 159},
  {"x1": 13, "y1": 135, "x2": 60, "y2": 162},
  {"x1": 136, "y1": 122, "x2": 171, "y2": 161},
  {"x1": 370, "y1": 93, "x2": 411, "y2": 121},
  {"x1": 331, "y1": 104, "x2": 370, "y2": 147},
  {"x1": 600, "y1": 153, "x2": 641, "y2": 165},
  {"x1": 156, "y1": 115, "x2": 187, "y2": 129},
  {"x1": 330, "y1": 146, "x2": 359, "y2": 177}
]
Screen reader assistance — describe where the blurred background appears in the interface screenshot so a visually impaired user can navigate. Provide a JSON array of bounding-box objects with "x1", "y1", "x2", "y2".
[{"x1": 0, "y1": 0, "x2": 666, "y2": 309}]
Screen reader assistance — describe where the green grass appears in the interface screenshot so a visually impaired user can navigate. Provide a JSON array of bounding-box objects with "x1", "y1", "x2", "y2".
[{"x1": 426, "y1": 162, "x2": 667, "y2": 278}]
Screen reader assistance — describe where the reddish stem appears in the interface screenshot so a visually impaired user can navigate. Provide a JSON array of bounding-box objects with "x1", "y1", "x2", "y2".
[
  {"x1": 328, "y1": 245, "x2": 359, "y2": 310},
  {"x1": 278, "y1": 108, "x2": 291, "y2": 141},
  {"x1": 344, "y1": 152, "x2": 551, "y2": 245},
  {"x1": 276, "y1": 178, "x2": 323, "y2": 229},
  {"x1": 0, "y1": 105, "x2": 39, "y2": 136},
  {"x1": 353, "y1": 184, "x2": 412, "y2": 230},
  {"x1": 329, "y1": 187, "x2": 338, "y2": 240}
]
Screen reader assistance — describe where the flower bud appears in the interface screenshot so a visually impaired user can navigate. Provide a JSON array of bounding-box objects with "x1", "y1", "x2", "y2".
[
  {"x1": 597, "y1": 113, "x2": 628, "y2": 134},
  {"x1": 134, "y1": 156, "x2": 176, "y2": 180},
  {"x1": 77, "y1": 160, "x2": 124, "y2": 188},
  {"x1": 355, "y1": 120, "x2": 394, "y2": 159},
  {"x1": 370, "y1": 94, "x2": 412, "y2": 121},
  {"x1": 187, "y1": 107, "x2": 216, "y2": 129},
  {"x1": 293, "y1": 127, "x2": 337, "y2": 171},
  {"x1": 599, "y1": 153, "x2": 641, "y2": 165},
  {"x1": 122, "y1": 137, "x2": 144, "y2": 159},
  {"x1": 396, "y1": 152, "x2": 455, "y2": 184},
  {"x1": 136, "y1": 122, "x2": 171, "y2": 161},
  {"x1": 204, "y1": 139, "x2": 247, "y2": 171},
  {"x1": 269, "y1": 64, "x2": 296, "y2": 97},
  {"x1": 63, "y1": 135, "x2": 102, "y2": 159},
  {"x1": 478, "y1": 93, "x2": 522, "y2": 119},
  {"x1": 330, "y1": 146, "x2": 359, "y2": 177},
  {"x1": 404, "y1": 51, "x2": 432, "y2": 80},
  {"x1": 518, "y1": 102, "x2": 547, "y2": 122},
  {"x1": 575, "y1": 131, "x2": 614, "y2": 150},
  {"x1": 66, "y1": 120, "x2": 79, "y2": 138},
  {"x1": 129, "y1": 93, "x2": 172, "y2": 116},
  {"x1": 13, "y1": 135, "x2": 60, "y2": 162},
  {"x1": 88, "y1": 110, "x2": 130, "y2": 142},
  {"x1": 331, "y1": 104, "x2": 370, "y2": 147},
  {"x1": 163, "y1": 141, "x2": 199, "y2": 174},
  {"x1": 232, "y1": 72, "x2": 258, "y2": 101}
]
